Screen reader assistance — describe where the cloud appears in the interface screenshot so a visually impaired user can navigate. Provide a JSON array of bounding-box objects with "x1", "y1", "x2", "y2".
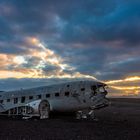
[
  {"x1": 0, "y1": 37, "x2": 96, "y2": 79},
  {"x1": 1, "y1": 0, "x2": 140, "y2": 46},
  {"x1": 100, "y1": 57, "x2": 140, "y2": 80}
]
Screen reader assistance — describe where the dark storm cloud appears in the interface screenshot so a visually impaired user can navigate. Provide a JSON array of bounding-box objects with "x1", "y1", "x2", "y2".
[
  {"x1": 96, "y1": 57, "x2": 140, "y2": 80},
  {"x1": 1, "y1": 0, "x2": 140, "y2": 46},
  {"x1": 42, "y1": 65, "x2": 61, "y2": 75},
  {"x1": 109, "y1": 57, "x2": 140, "y2": 75},
  {"x1": 67, "y1": 46, "x2": 107, "y2": 72},
  {"x1": 0, "y1": 39, "x2": 29, "y2": 54},
  {"x1": 1, "y1": 0, "x2": 140, "y2": 45},
  {"x1": 59, "y1": 1, "x2": 140, "y2": 46},
  {"x1": 54, "y1": 44, "x2": 140, "y2": 80}
]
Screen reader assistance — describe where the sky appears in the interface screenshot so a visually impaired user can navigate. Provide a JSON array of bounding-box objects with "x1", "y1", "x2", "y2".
[{"x1": 0, "y1": 0, "x2": 140, "y2": 97}]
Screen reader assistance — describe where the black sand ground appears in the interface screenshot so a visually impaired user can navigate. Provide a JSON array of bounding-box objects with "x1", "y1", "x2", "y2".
[{"x1": 0, "y1": 98, "x2": 140, "y2": 140}]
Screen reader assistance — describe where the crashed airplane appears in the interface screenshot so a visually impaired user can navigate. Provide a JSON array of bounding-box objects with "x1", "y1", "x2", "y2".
[{"x1": 0, "y1": 80, "x2": 109, "y2": 119}]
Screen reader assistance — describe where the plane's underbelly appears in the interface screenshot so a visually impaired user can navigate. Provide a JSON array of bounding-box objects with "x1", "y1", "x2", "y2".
[{"x1": 49, "y1": 97, "x2": 87, "y2": 112}]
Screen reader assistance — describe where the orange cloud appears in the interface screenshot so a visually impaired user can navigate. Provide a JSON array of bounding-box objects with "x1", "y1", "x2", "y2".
[
  {"x1": 106, "y1": 76, "x2": 140, "y2": 96},
  {"x1": 0, "y1": 70, "x2": 29, "y2": 79},
  {"x1": 23, "y1": 37, "x2": 96, "y2": 79},
  {"x1": 0, "y1": 54, "x2": 16, "y2": 68},
  {"x1": 106, "y1": 76, "x2": 140, "y2": 84},
  {"x1": 0, "y1": 37, "x2": 96, "y2": 80}
]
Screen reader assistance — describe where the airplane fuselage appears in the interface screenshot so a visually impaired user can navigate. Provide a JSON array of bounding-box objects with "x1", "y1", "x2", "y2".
[{"x1": 0, "y1": 80, "x2": 109, "y2": 119}]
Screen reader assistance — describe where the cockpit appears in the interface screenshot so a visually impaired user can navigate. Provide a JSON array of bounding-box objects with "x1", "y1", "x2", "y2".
[
  {"x1": 98, "y1": 84, "x2": 108, "y2": 95},
  {"x1": 91, "y1": 84, "x2": 108, "y2": 95}
]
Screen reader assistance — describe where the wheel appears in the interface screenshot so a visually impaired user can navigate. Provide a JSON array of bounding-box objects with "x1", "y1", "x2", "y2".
[{"x1": 39, "y1": 100, "x2": 50, "y2": 119}]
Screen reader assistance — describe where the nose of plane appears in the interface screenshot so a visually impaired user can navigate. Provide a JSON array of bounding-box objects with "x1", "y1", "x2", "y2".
[
  {"x1": 90, "y1": 97, "x2": 109, "y2": 110},
  {"x1": 103, "y1": 98, "x2": 109, "y2": 106}
]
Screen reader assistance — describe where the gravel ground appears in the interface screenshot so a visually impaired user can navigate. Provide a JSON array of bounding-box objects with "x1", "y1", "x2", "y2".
[{"x1": 0, "y1": 98, "x2": 140, "y2": 140}]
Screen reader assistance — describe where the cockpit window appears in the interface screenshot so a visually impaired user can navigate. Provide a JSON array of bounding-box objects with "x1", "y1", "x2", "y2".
[
  {"x1": 91, "y1": 85, "x2": 107, "y2": 94},
  {"x1": 98, "y1": 86, "x2": 105, "y2": 92},
  {"x1": 98, "y1": 85, "x2": 107, "y2": 94}
]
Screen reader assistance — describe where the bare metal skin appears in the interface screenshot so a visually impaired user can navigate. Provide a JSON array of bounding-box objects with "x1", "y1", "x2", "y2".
[{"x1": 0, "y1": 80, "x2": 109, "y2": 119}]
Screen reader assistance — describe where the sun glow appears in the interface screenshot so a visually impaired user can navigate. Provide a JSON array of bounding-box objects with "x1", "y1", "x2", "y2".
[
  {"x1": 106, "y1": 76, "x2": 140, "y2": 84},
  {"x1": 106, "y1": 76, "x2": 140, "y2": 96},
  {"x1": 0, "y1": 37, "x2": 96, "y2": 80},
  {"x1": 13, "y1": 56, "x2": 27, "y2": 65},
  {"x1": 0, "y1": 70, "x2": 31, "y2": 79},
  {"x1": 25, "y1": 37, "x2": 97, "y2": 79},
  {"x1": 111, "y1": 86, "x2": 140, "y2": 90}
]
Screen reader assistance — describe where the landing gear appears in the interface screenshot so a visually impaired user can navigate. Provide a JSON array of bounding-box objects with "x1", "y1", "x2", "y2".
[
  {"x1": 39, "y1": 100, "x2": 50, "y2": 119},
  {"x1": 76, "y1": 110, "x2": 97, "y2": 120}
]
